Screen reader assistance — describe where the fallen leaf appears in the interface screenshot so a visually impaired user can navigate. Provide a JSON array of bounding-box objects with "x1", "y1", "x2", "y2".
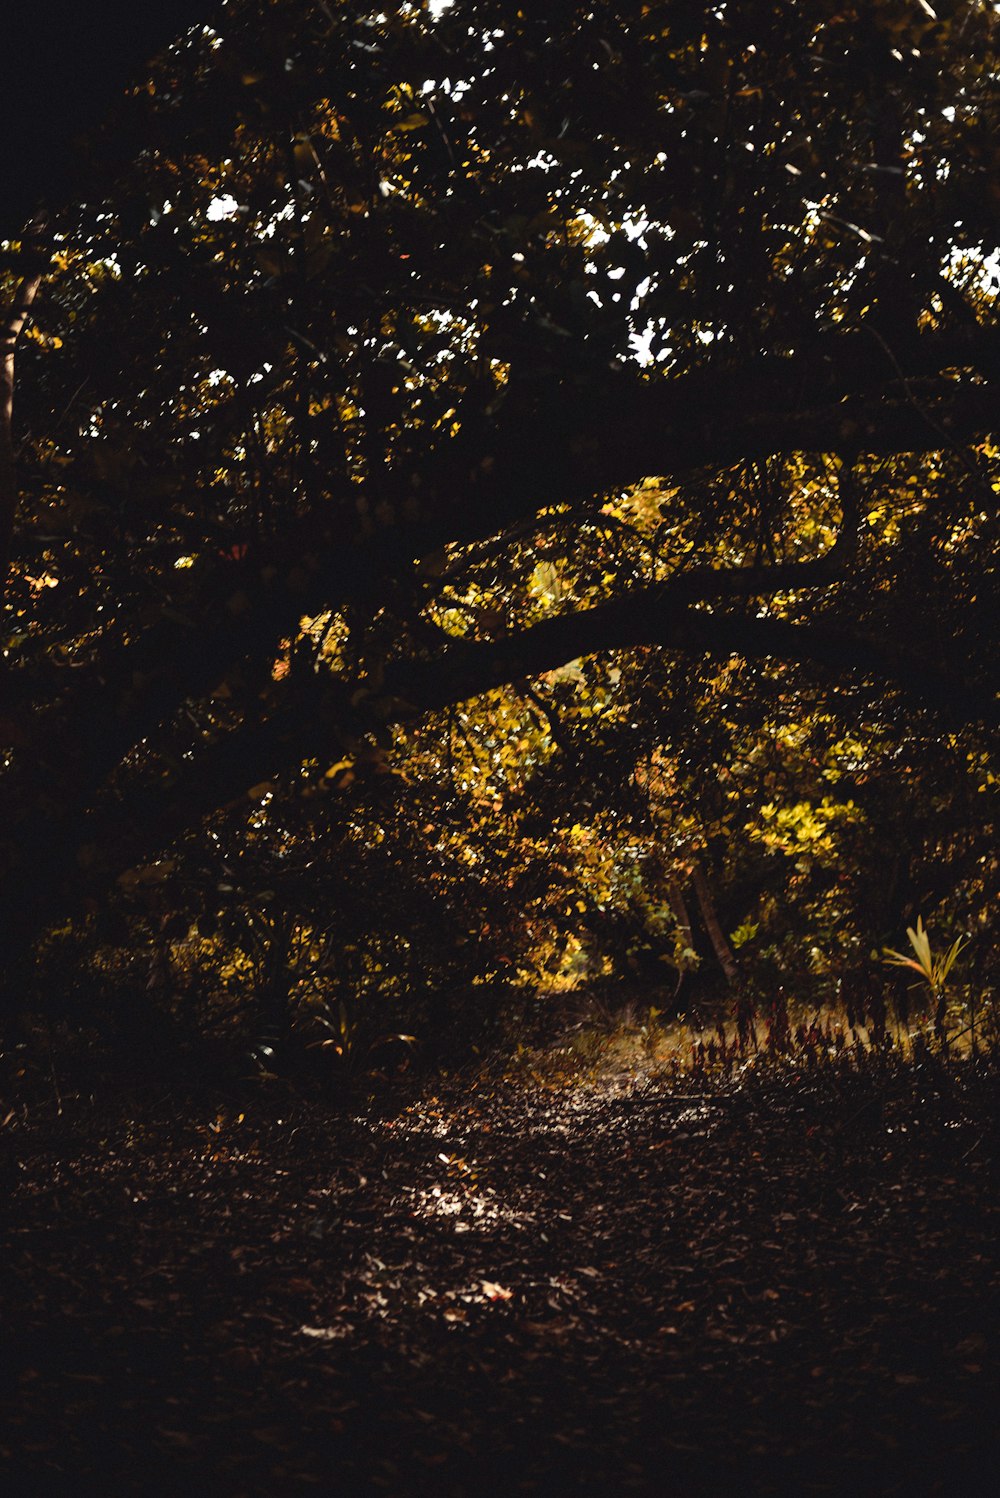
[{"x1": 481, "y1": 1279, "x2": 514, "y2": 1301}]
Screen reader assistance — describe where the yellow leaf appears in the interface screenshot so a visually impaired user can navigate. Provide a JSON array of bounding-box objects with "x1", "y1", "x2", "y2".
[{"x1": 391, "y1": 112, "x2": 429, "y2": 133}]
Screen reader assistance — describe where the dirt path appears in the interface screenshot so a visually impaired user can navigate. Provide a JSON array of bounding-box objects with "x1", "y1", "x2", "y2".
[{"x1": 2, "y1": 1061, "x2": 996, "y2": 1494}]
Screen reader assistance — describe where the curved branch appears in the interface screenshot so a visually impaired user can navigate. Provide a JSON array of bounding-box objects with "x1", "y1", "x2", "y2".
[
  {"x1": 2, "y1": 565, "x2": 992, "y2": 994},
  {"x1": 1, "y1": 326, "x2": 995, "y2": 947},
  {"x1": 381, "y1": 590, "x2": 995, "y2": 725}
]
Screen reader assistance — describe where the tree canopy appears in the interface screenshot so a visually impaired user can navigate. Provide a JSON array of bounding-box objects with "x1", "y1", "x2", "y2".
[{"x1": 1, "y1": 0, "x2": 997, "y2": 1048}]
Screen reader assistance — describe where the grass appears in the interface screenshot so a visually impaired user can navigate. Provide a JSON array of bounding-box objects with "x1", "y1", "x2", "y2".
[{"x1": 505, "y1": 984, "x2": 999, "y2": 1091}]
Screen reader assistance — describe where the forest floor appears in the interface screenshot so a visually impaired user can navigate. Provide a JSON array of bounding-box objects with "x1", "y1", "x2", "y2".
[{"x1": 1, "y1": 1046, "x2": 997, "y2": 1497}]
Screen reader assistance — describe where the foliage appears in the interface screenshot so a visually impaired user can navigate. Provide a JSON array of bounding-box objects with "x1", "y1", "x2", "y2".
[
  {"x1": 1, "y1": 0, "x2": 998, "y2": 1062},
  {"x1": 883, "y1": 916, "x2": 969, "y2": 998}
]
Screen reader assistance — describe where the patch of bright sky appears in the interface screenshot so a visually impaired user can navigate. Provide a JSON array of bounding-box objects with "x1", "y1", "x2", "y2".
[
  {"x1": 200, "y1": 16, "x2": 993, "y2": 372},
  {"x1": 944, "y1": 242, "x2": 1000, "y2": 298},
  {"x1": 207, "y1": 193, "x2": 240, "y2": 221},
  {"x1": 420, "y1": 75, "x2": 473, "y2": 101},
  {"x1": 205, "y1": 193, "x2": 293, "y2": 232},
  {"x1": 402, "y1": 0, "x2": 455, "y2": 14}
]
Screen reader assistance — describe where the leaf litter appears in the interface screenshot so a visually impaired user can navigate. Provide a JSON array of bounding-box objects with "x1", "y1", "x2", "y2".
[{"x1": 1, "y1": 1055, "x2": 996, "y2": 1494}]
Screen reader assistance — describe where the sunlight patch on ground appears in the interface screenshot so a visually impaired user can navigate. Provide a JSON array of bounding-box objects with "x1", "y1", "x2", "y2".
[{"x1": 398, "y1": 1180, "x2": 537, "y2": 1234}]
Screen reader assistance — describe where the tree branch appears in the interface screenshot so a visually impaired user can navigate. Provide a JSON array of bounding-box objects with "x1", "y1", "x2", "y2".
[
  {"x1": 380, "y1": 590, "x2": 994, "y2": 725},
  {"x1": 1, "y1": 324, "x2": 995, "y2": 943}
]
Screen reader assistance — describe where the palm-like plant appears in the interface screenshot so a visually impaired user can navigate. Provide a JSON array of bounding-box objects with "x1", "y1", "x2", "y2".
[
  {"x1": 883, "y1": 917, "x2": 968, "y2": 997},
  {"x1": 883, "y1": 917, "x2": 970, "y2": 1050}
]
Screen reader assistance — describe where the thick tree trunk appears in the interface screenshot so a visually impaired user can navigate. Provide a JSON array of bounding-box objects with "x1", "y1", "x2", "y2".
[
  {"x1": 690, "y1": 861, "x2": 740, "y2": 990},
  {"x1": 665, "y1": 877, "x2": 698, "y2": 1005},
  {"x1": 690, "y1": 860, "x2": 758, "y2": 1050},
  {"x1": 666, "y1": 880, "x2": 694, "y2": 953},
  {"x1": 666, "y1": 878, "x2": 696, "y2": 971},
  {"x1": 0, "y1": 272, "x2": 41, "y2": 595},
  {"x1": 256, "y1": 917, "x2": 295, "y2": 1054}
]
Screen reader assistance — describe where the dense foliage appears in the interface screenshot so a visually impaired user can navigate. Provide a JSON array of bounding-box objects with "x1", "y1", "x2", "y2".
[{"x1": 1, "y1": 0, "x2": 997, "y2": 1061}]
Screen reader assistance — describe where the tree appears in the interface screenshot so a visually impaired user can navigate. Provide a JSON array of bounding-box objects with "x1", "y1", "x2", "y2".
[{"x1": 1, "y1": 0, "x2": 997, "y2": 1029}]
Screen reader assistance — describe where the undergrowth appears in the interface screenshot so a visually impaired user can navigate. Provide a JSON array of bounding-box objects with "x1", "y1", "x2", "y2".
[{"x1": 506, "y1": 984, "x2": 1000, "y2": 1093}]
